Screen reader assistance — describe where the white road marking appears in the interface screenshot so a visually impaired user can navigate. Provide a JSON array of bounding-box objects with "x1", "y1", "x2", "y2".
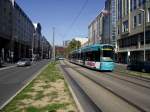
[
  {"x1": 0, "y1": 65, "x2": 16, "y2": 71},
  {"x1": 0, "y1": 63, "x2": 49, "y2": 110}
]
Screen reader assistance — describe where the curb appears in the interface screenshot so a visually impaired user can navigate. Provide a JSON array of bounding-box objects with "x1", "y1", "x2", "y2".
[
  {"x1": 58, "y1": 64, "x2": 84, "y2": 112},
  {"x1": 0, "y1": 63, "x2": 49, "y2": 110}
]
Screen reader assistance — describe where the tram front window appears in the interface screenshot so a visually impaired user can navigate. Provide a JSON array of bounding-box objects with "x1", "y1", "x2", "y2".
[
  {"x1": 102, "y1": 50, "x2": 113, "y2": 62},
  {"x1": 101, "y1": 57, "x2": 113, "y2": 62}
]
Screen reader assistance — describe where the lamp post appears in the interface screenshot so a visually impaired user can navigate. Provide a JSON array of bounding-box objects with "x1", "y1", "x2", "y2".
[
  {"x1": 139, "y1": 9, "x2": 146, "y2": 61},
  {"x1": 32, "y1": 33, "x2": 36, "y2": 61},
  {"x1": 41, "y1": 37, "x2": 44, "y2": 59},
  {"x1": 52, "y1": 27, "x2": 55, "y2": 60}
]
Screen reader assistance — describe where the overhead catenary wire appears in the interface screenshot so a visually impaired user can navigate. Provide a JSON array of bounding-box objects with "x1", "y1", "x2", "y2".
[{"x1": 63, "y1": 0, "x2": 89, "y2": 39}]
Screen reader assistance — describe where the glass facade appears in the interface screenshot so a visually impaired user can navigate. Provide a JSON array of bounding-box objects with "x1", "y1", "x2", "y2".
[
  {"x1": 133, "y1": 15, "x2": 137, "y2": 28},
  {"x1": 131, "y1": 0, "x2": 146, "y2": 11},
  {"x1": 117, "y1": 0, "x2": 122, "y2": 19},
  {"x1": 148, "y1": 8, "x2": 150, "y2": 22},
  {"x1": 111, "y1": 0, "x2": 116, "y2": 44},
  {"x1": 122, "y1": 20, "x2": 129, "y2": 32},
  {"x1": 138, "y1": 13, "x2": 142, "y2": 25}
]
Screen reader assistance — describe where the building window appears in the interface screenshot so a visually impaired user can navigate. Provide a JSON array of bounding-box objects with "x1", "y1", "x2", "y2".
[
  {"x1": 138, "y1": 13, "x2": 142, "y2": 25},
  {"x1": 138, "y1": 0, "x2": 142, "y2": 6},
  {"x1": 3, "y1": 7, "x2": 6, "y2": 13},
  {"x1": 130, "y1": 0, "x2": 133, "y2": 11},
  {"x1": 127, "y1": 0, "x2": 129, "y2": 14},
  {"x1": 117, "y1": 27, "x2": 120, "y2": 35},
  {"x1": 148, "y1": 8, "x2": 150, "y2": 22},
  {"x1": 134, "y1": 0, "x2": 137, "y2": 9},
  {"x1": 118, "y1": 0, "x2": 122, "y2": 19},
  {"x1": 142, "y1": 0, "x2": 145, "y2": 4},
  {"x1": 133, "y1": 16, "x2": 137, "y2": 28},
  {"x1": 122, "y1": 20, "x2": 129, "y2": 32}
]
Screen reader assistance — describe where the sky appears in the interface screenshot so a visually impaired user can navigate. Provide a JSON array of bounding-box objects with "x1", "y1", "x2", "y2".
[{"x1": 16, "y1": 0, "x2": 105, "y2": 46}]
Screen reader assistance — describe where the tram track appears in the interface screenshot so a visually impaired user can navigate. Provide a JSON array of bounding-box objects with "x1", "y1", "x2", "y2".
[
  {"x1": 64, "y1": 61, "x2": 150, "y2": 112},
  {"x1": 102, "y1": 72, "x2": 150, "y2": 89},
  {"x1": 70, "y1": 61, "x2": 150, "y2": 89},
  {"x1": 60, "y1": 62, "x2": 102, "y2": 112},
  {"x1": 114, "y1": 69, "x2": 150, "y2": 82}
]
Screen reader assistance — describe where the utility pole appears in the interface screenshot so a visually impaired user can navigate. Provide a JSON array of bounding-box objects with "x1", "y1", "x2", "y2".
[
  {"x1": 138, "y1": 0, "x2": 148, "y2": 61},
  {"x1": 41, "y1": 37, "x2": 44, "y2": 59},
  {"x1": 52, "y1": 27, "x2": 55, "y2": 60},
  {"x1": 11, "y1": 0, "x2": 15, "y2": 63},
  {"x1": 32, "y1": 33, "x2": 35, "y2": 61}
]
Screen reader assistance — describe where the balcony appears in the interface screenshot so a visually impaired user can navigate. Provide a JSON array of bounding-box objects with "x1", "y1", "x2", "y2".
[{"x1": 117, "y1": 43, "x2": 150, "y2": 52}]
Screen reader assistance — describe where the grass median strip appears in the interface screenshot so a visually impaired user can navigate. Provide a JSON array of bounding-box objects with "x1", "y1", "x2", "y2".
[{"x1": 2, "y1": 61, "x2": 77, "y2": 112}]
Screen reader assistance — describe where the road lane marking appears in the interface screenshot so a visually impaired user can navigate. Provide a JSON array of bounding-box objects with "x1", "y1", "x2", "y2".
[
  {"x1": 0, "y1": 65, "x2": 16, "y2": 71},
  {"x1": 0, "y1": 63, "x2": 49, "y2": 110}
]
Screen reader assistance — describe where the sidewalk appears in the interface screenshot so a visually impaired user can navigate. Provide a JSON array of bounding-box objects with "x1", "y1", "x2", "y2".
[{"x1": 115, "y1": 63, "x2": 127, "y2": 67}]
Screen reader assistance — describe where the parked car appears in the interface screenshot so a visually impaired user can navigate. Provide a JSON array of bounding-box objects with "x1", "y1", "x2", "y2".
[
  {"x1": 56, "y1": 56, "x2": 64, "y2": 60},
  {"x1": 127, "y1": 61, "x2": 150, "y2": 72},
  {"x1": 17, "y1": 58, "x2": 32, "y2": 67}
]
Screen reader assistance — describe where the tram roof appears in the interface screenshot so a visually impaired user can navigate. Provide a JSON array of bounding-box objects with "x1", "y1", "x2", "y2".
[
  {"x1": 70, "y1": 44, "x2": 113, "y2": 54},
  {"x1": 81, "y1": 44, "x2": 113, "y2": 52}
]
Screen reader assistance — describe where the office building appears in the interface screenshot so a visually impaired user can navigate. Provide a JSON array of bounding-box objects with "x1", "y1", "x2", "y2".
[
  {"x1": 0, "y1": 0, "x2": 51, "y2": 62},
  {"x1": 116, "y1": 0, "x2": 150, "y2": 63}
]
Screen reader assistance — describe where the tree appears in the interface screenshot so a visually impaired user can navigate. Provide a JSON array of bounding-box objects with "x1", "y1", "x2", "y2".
[{"x1": 65, "y1": 39, "x2": 81, "y2": 58}]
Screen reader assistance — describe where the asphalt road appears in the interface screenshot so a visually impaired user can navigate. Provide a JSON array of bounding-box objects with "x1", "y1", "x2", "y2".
[{"x1": 0, "y1": 60, "x2": 49, "y2": 109}]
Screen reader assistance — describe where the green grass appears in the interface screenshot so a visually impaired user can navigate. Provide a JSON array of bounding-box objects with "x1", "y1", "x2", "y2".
[
  {"x1": 34, "y1": 91, "x2": 44, "y2": 100},
  {"x1": 38, "y1": 62, "x2": 64, "y2": 82},
  {"x1": 41, "y1": 103, "x2": 69, "y2": 112},
  {"x1": 40, "y1": 84, "x2": 52, "y2": 89},
  {"x1": 26, "y1": 106, "x2": 40, "y2": 112},
  {"x1": 46, "y1": 91, "x2": 58, "y2": 100},
  {"x1": 24, "y1": 103, "x2": 69, "y2": 112},
  {"x1": 1, "y1": 61, "x2": 68, "y2": 112}
]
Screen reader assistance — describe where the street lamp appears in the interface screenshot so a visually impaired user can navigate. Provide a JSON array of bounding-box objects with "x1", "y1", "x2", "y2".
[
  {"x1": 32, "y1": 33, "x2": 36, "y2": 61},
  {"x1": 139, "y1": 8, "x2": 146, "y2": 61}
]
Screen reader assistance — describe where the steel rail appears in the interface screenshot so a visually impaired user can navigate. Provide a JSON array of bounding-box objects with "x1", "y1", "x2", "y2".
[
  {"x1": 64, "y1": 61, "x2": 147, "y2": 112},
  {"x1": 60, "y1": 64, "x2": 102, "y2": 112},
  {"x1": 103, "y1": 72, "x2": 150, "y2": 89},
  {"x1": 114, "y1": 69, "x2": 150, "y2": 82}
]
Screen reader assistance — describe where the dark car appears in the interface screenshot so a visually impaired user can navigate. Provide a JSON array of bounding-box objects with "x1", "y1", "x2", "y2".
[
  {"x1": 127, "y1": 61, "x2": 150, "y2": 72},
  {"x1": 17, "y1": 58, "x2": 32, "y2": 67}
]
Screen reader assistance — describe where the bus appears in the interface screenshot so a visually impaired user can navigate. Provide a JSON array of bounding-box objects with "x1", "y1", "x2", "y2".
[{"x1": 69, "y1": 44, "x2": 115, "y2": 71}]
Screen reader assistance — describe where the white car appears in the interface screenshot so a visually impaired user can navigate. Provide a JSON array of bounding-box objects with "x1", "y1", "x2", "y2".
[{"x1": 17, "y1": 58, "x2": 32, "y2": 67}]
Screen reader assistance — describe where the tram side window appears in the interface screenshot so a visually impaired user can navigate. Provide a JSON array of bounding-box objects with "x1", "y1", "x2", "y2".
[
  {"x1": 79, "y1": 52, "x2": 81, "y2": 60},
  {"x1": 95, "y1": 51, "x2": 100, "y2": 61},
  {"x1": 76, "y1": 53, "x2": 78, "y2": 59},
  {"x1": 81, "y1": 52, "x2": 83, "y2": 60},
  {"x1": 77, "y1": 53, "x2": 79, "y2": 59},
  {"x1": 85, "y1": 52, "x2": 89, "y2": 61},
  {"x1": 86, "y1": 51, "x2": 95, "y2": 61},
  {"x1": 83, "y1": 52, "x2": 86, "y2": 61},
  {"x1": 85, "y1": 52, "x2": 91, "y2": 61}
]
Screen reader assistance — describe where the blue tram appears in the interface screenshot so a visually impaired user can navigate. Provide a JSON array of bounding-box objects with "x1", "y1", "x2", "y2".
[{"x1": 69, "y1": 44, "x2": 115, "y2": 71}]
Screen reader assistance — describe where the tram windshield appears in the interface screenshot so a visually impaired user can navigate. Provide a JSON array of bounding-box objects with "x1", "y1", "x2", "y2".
[
  {"x1": 101, "y1": 49, "x2": 114, "y2": 62},
  {"x1": 101, "y1": 57, "x2": 113, "y2": 62}
]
